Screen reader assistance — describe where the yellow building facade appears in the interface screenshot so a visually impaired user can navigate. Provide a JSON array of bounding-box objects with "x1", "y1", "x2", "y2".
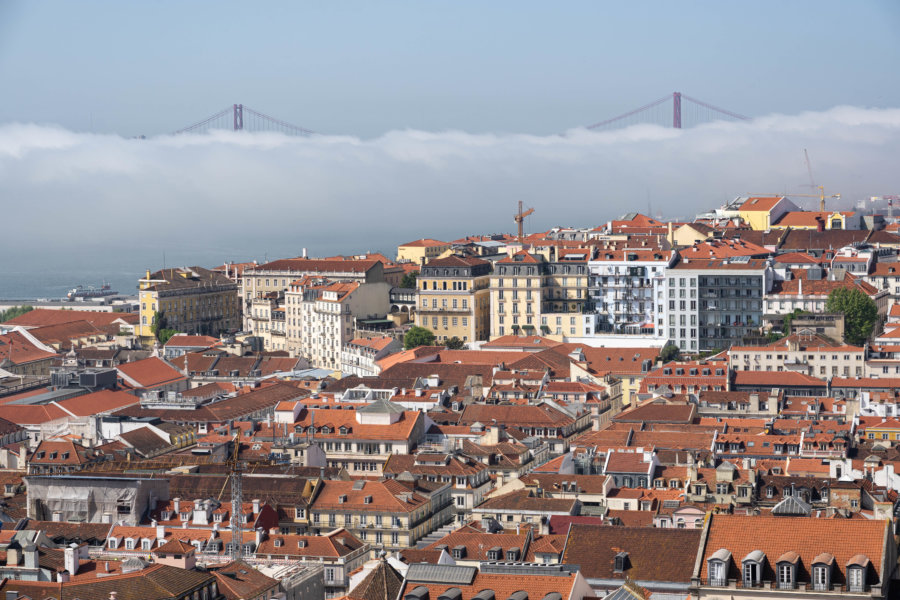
[
  {"x1": 396, "y1": 238, "x2": 452, "y2": 264},
  {"x1": 416, "y1": 255, "x2": 492, "y2": 342},
  {"x1": 738, "y1": 196, "x2": 797, "y2": 230},
  {"x1": 137, "y1": 267, "x2": 239, "y2": 345}
]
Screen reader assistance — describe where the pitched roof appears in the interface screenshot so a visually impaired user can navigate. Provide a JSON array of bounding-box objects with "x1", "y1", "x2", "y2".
[
  {"x1": 0, "y1": 331, "x2": 58, "y2": 366},
  {"x1": 116, "y1": 357, "x2": 186, "y2": 389},
  {"x1": 209, "y1": 561, "x2": 278, "y2": 600},
  {"x1": 346, "y1": 559, "x2": 405, "y2": 600},
  {"x1": 399, "y1": 238, "x2": 450, "y2": 248},
  {"x1": 740, "y1": 196, "x2": 785, "y2": 212},
  {"x1": 562, "y1": 524, "x2": 701, "y2": 583},
  {"x1": 2, "y1": 308, "x2": 138, "y2": 328},
  {"x1": 164, "y1": 335, "x2": 219, "y2": 348},
  {"x1": 699, "y1": 514, "x2": 889, "y2": 585}
]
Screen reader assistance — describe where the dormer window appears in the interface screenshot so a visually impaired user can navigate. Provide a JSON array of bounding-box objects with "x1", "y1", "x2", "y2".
[
  {"x1": 181, "y1": 511, "x2": 190, "y2": 521},
  {"x1": 124, "y1": 538, "x2": 135, "y2": 550},
  {"x1": 274, "y1": 538, "x2": 283, "y2": 547},
  {"x1": 161, "y1": 510, "x2": 172, "y2": 520},
  {"x1": 452, "y1": 545, "x2": 466, "y2": 559},
  {"x1": 742, "y1": 550, "x2": 765, "y2": 587},
  {"x1": 506, "y1": 548, "x2": 520, "y2": 561},
  {"x1": 487, "y1": 547, "x2": 501, "y2": 561},
  {"x1": 812, "y1": 553, "x2": 834, "y2": 591},
  {"x1": 213, "y1": 513, "x2": 224, "y2": 522},
  {"x1": 364, "y1": 495, "x2": 372, "y2": 505},
  {"x1": 847, "y1": 555, "x2": 871, "y2": 592},
  {"x1": 339, "y1": 494, "x2": 347, "y2": 504},
  {"x1": 776, "y1": 551, "x2": 799, "y2": 590},
  {"x1": 614, "y1": 551, "x2": 629, "y2": 573},
  {"x1": 707, "y1": 548, "x2": 731, "y2": 586}
]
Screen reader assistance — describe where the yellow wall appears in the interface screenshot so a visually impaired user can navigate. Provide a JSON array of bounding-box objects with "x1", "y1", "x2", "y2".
[
  {"x1": 417, "y1": 274, "x2": 490, "y2": 341},
  {"x1": 738, "y1": 209, "x2": 773, "y2": 231},
  {"x1": 397, "y1": 242, "x2": 451, "y2": 264}
]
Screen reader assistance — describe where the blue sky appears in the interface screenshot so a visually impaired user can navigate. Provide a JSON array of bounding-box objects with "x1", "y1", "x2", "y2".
[
  {"x1": 1, "y1": 2, "x2": 900, "y2": 298},
  {"x1": 0, "y1": 1, "x2": 898, "y2": 137}
]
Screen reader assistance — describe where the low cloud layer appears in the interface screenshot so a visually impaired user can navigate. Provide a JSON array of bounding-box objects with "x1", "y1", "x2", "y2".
[{"x1": 2, "y1": 106, "x2": 899, "y2": 296}]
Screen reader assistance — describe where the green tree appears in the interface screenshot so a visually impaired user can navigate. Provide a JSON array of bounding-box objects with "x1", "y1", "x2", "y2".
[
  {"x1": 825, "y1": 287, "x2": 878, "y2": 345},
  {"x1": 404, "y1": 326, "x2": 436, "y2": 350},
  {"x1": 659, "y1": 342, "x2": 680, "y2": 362},
  {"x1": 157, "y1": 328, "x2": 178, "y2": 344},
  {"x1": 782, "y1": 308, "x2": 810, "y2": 335},
  {"x1": 0, "y1": 305, "x2": 33, "y2": 322},
  {"x1": 150, "y1": 311, "x2": 166, "y2": 338},
  {"x1": 400, "y1": 271, "x2": 419, "y2": 289},
  {"x1": 445, "y1": 336, "x2": 466, "y2": 350},
  {"x1": 149, "y1": 311, "x2": 178, "y2": 344}
]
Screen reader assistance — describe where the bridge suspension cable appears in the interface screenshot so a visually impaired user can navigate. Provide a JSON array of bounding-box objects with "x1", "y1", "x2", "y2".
[
  {"x1": 585, "y1": 92, "x2": 749, "y2": 131},
  {"x1": 172, "y1": 104, "x2": 316, "y2": 136}
]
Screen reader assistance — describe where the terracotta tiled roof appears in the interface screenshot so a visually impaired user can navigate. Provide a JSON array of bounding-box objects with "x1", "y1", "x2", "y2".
[
  {"x1": 732, "y1": 371, "x2": 826, "y2": 387},
  {"x1": 209, "y1": 561, "x2": 278, "y2": 600},
  {"x1": 346, "y1": 559, "x2": 405, "y2": 600},
  {"x1": 0, "y1": 402, "x2": 69, "y2": 426},
  {"x1": 2, "y1": 308, "x2": 138, "y2": 328},
  {"x1": 497, "y1": 250, "x2": 542, "y2": 264},
  {"x1": 458, "y1": 403, "x2": 575, "y2": 428},
  {"x1": 699, "y1": 514, "x2": 889, "y2": 585},
  {"x1": 399, "y1": 238, "x2": 450, "y2": 248},
  {"x1": 482, "y1": 335, "x2": 564, "y2": 350},
  {"x1": 55, "y1": 389, "x2": 140, "y2": 417},
  {"x1": 164, "y1": 335, "x2": 219, "y2": 348},
  {"x1": 116, "y1": 357, "x2": 186, "y2": 389},
  {"x1": 0, "y1": 331, "x2": 57, "y2": 366},
  {"x1": 562, "y1": 524, "x2": 701, "y2": 583},
  {"x1": 475, "y1": 490, "x2": 576, "y2": 514},
  {"x1": 739, "y1": 196, "x2": 785, "y2": 212},
  {"x1": 401, "y1": 567, "x2": 579, "y2": 600},
  {"x1": 311, "y1": 480, "x2": 428, "y2": 513},
  {"x1": 779, "y1": 229, "x2": 871, "y2": 251},
  {"x1": 614, "y1": 402, "x2": 696, "y2": 424},
  {"x1": 250, "y1": 257, "x2": 380, "y2": 273}
]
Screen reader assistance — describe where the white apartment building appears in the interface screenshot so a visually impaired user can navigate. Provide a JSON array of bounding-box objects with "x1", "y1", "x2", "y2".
[
  {"x1": 584, "y1": 249, "x2": 676, "y2": 340},
  {"x1": 285, "y1": 279, "x2": 392, "y2": 370},
  {"x1": 240, "y1": 257, "x2": 384, "y2": 331},
  {"x1": 668, "y1": 257, "x2": 773, "y2": 353},
  {"x1": 341, "y1": 336, "x2": 402, "y2": 377},
  {"x1": 729, "y1": 333, "x2": 865, "y2": 378}
]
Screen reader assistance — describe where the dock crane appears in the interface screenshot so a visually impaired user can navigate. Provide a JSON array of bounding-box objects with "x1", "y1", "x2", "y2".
[{"x1": 514, "y1": 201, "x2": 534, "y2": 241}]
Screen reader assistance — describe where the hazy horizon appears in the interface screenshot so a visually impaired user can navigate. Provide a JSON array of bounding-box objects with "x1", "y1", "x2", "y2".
[{"x1": 2, "y1": 104, "x2": 900, "y2": 299}]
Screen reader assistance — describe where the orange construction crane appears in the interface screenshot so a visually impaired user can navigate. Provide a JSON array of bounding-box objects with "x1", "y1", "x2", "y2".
[{"x1": 514, "y1": 200, "x2": 534, "y2": 241}]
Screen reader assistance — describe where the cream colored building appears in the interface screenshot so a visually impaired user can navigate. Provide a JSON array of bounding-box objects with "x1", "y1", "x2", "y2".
[
  {"x1": 490, "y1": 250, "x2": 589, "y2": 340},
  {"x1": 729, "y1": 334, "x2": 865, "y2": 378},
  {"x1": 396, "y1": 238, "x2": 451, "y2": 264},
  {"x1": 137, "y1": 267, "x2": 239, "y2": 345},
  {"x1": 240, "y1": 257, "x2": 384, "y2": 331},
  {"x1": 284, "y1": 279, "x2": 392, "y2": 369},
  {"x1": 416, "y1": 255, "x2": 492, "y2": 342}
]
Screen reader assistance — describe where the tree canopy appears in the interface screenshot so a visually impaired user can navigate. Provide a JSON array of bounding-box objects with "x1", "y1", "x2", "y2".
[
  {"x1": 404, "y1": 325, "x2": 436, "y2": 350},
  {"x1": 445, "y1": 336, "x2": 466, "y2": 350},
  {"x1": 0, "y1": 305, "x2": 33, "y2": 323},
  {"x1": 825, "y1": 287, "x2": 878, "y2": 345},
  {"x1": 399, "y1": 271, "x2": 419, "y2": 289},
  {"x1": 659, "y1": 342, "x2": 680, "y2": 362}
]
